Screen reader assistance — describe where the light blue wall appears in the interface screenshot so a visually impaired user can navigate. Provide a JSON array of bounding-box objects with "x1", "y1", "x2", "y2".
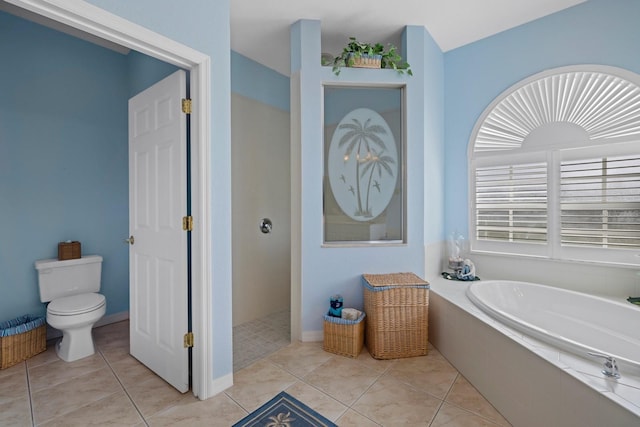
[
  {"x1": 0, "y1": 11, "x2": 129, "y2": 321},
  {"x1": 0, "y1": 2, "x2": 277, "y2": 386},
  {"x1": 406, "y1": 26, "x2": 445, "y2": 245},
  {"x1": 86, "y1": 0, "x2": 234, "y2": 380},
  {"x1": 0, "y1": 12, "x2": 182, "y2": 324},
  {"x1": 231, "y1": 51, "x2": 289, "y2": 112},
  {"x1": 127, "y1": 50, "x2": 181, "y2": 98},
  {"x1": 443, "y1": 0, "x2": 640, "y2": 238},
  {"x1": 292, "y1": 21, "x2": 444, "y2": 334}
]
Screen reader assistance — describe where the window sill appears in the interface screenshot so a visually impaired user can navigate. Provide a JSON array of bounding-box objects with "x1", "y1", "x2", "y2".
[{"x1": 469, "y1": 248, "x2": 640, "y2": 269}]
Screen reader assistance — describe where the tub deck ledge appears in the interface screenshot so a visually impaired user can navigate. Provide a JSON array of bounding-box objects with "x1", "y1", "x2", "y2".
[{"x1": 429, "y1": 277, "x2": 640, "y2": 422}]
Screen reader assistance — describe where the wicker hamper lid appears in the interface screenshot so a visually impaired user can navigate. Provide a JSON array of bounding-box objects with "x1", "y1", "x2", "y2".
[{"x1": 362, "y1": 272, "x2": 429, "y2": 287}]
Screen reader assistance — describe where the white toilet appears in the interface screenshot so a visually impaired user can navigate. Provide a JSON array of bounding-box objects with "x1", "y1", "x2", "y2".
[{"x1": 35, "y1": 255, "x2": 106, "y2": 362}]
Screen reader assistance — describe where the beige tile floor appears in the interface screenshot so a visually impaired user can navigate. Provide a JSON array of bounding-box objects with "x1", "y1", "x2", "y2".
[
  {"x1": 233, "y1": 310, "x2": 291, "y2": 371},
  {"x1": 0, "y1": 320, "x2": 511, "y2": 426}
]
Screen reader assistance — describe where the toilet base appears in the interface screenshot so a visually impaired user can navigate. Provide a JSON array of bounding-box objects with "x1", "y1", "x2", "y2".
[
  {"x1": 55, "y1": 324, "x2": 96, "y2": 362},
  {"x1": 46, "y1": 299, "x2": 105, "y2": 363}
]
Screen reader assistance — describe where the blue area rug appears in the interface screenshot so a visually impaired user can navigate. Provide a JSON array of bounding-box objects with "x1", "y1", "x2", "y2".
[{"x1": 233, "y1": 391, "x2": 337, "y2": 427}]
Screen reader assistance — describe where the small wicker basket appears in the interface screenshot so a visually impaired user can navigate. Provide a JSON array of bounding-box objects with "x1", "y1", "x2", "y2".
[
  {"x1": 362, "y1": 273, "x2": 429, "y2": 359},
  {"x1": 58, "y1": 241, "x2": 81, "y2": 260},
  {"x1": 323, "y1": 312, "x2": 365, "y2": 358},
  {"x1": 0, "y1": 315, "x2": 47, "y2": 369},
  {"x1": 348, "y1": 53, "x2": 382, "y2": 69}
]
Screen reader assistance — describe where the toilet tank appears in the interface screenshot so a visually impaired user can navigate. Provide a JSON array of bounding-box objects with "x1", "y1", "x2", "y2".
[{"x1": 35, "y1": 255, "x2": 103, "y2": 302}]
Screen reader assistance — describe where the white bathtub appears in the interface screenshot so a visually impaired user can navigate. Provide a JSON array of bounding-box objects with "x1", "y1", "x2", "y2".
[{"x1": 466, "y1": 280, "x2": 640, "y2": 374}]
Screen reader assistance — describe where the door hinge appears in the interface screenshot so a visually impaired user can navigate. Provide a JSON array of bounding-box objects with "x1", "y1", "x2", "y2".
[
  {"x1": 183, "y1": 332, "x2": 194, "y2": 348},
  {"x1": 182, "y1": 215, "x2": 193, "y2": 231},
  {"x1": 181, "y1": 98, "x2": 192, "y2": 114}
]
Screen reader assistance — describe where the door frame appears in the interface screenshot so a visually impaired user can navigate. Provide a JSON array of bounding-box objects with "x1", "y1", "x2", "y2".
[{"x1": 8, "y1": 0, "x2": 214, "y2": 399}]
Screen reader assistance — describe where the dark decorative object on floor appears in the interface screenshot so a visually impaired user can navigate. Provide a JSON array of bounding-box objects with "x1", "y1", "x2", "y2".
[{"x1": 232, "y1": 391, "x2": 337, "y2": 427}]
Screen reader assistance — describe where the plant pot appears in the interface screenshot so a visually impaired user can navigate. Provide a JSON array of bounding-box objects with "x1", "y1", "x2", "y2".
[{"x1": 348, "y1": 53, "x2": 381, "y2": 69}]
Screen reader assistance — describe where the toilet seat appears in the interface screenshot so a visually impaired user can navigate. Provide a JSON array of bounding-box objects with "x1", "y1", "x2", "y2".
[{"x1": 47, "y1": 292, "x2": 106, "y2": 316}]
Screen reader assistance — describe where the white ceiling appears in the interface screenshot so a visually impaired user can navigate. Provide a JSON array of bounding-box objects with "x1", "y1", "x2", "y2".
[
  {"x1": 2, "y1": 0, "x2": 587, "y2": 77},
  {"x1": 231, "y1": 0, "x2": 586, "y2": 76}
]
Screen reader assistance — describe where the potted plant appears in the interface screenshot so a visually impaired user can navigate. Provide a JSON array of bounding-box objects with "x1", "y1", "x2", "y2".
[{"x1": 332, "y1": 37, "x2": 412, "y2": 76}]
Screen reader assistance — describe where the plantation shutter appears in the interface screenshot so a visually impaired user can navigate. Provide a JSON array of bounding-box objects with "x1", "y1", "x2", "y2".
[
  {"x1": 560, "y1": 155, "x2": 640, "y2": 249},
  {"x1": 475, "y1": 162, "x2": 548, "y2": 243}
]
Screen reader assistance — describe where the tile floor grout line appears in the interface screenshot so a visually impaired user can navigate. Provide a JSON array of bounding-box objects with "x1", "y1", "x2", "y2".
[
  {"x1": 58, "y1": 344, "x2": 134, "y2": 419},
  {"x1": 293, "y1": 369, "x2": 354, "y2": 426},
  {"x1": 261, "y1": 354, "x2": 380, "y2": 427},
  {"x1": 38, "y1": 390, "x2": 125, "y2": 427},
  {"x1": 351, "y1": 362, "x2": 444, "y2": 427},
  {"x1": 232, "y1": 315, "x2": 291, "y2": 372},
  {"x1": 24, "y1": 361, "x2": 36, "y2": 427},
  {"x1": 382, "y1": 366, "x2": 456, "y2": 403},
  {"x1": 222, "y1": 390, "x2": 251, "y2": 415},
  {"x1": 343, "y1": 403, "x2": 383, "y2": 426},
  {"x1": 440, "y1": 371, "x2": 510, "y2": 426},
  {"x1": 441, "y1": 400, "x2": 505, "y2": 426},
  {"x1": 27, "y1": 355, "x2": 125, "y2": 427},
  {"x1": 338, "y1": 358, "x2": 390, "y2": 425},
  {"x1": 96, "y1": 346, "x2": 150, "y2": 426},
  {"x1": 229, "y1": 356, "x2": 336, "y2": 417},
  {"x1": 427, "y1": 372, "x2": 509, "y2": 427},
  {"x1": 442, "y1": 371, "x2": 459, "y2": 401},
  {"x1": 266, "y1": 346, "x2": 404, "y2": 420},
  {"x1": 427, "y1": 398, "x2": 447, "y2": 427},
  {"x1": 425, "y1": 371, "x2": 459, "y2": 427},
  {"x1": 19, "y1": 319, "x2": 512, "y2": 425}
]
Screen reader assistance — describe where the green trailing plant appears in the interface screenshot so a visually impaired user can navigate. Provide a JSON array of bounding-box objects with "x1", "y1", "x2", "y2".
[{"x1": 332, "y1": 37, "x2": 412, "y2": 76}]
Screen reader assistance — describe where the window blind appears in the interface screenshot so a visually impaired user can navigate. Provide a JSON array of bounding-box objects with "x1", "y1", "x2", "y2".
[
  {"x1": 475, "y1": 162, "x2": 548, "y2": 243},
  {"x1": 561, "y1": 156, "x2": 640, "y2": 248}
]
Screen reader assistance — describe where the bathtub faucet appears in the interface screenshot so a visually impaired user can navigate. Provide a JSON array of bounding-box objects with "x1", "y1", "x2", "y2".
[{"x1": 588, "y1": 352, "x2": 620, "y2": 379}]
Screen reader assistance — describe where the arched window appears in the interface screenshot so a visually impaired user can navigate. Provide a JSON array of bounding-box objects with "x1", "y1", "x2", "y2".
[{"x1": 469, "y1": 65, "x2": 640, "y2": 266}]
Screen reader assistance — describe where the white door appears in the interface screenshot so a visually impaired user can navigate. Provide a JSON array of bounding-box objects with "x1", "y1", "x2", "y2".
[{"x1": 128, "y1": 70, "x2": 189, "y2": 393}]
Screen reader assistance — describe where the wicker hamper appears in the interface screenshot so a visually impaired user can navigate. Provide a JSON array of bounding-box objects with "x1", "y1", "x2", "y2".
[
  {"x1": 362, "y1": 273, "x2": 430, "y2": 359},
  {"x1": 323, "y1": 312, "x2": 365, "y2": 358},
  {"x1": 0, "y1": 315, "x2": 47, "y2": 369}
]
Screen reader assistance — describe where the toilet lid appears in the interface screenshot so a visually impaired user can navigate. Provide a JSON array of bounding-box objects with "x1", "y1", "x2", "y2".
[{"x1": 48, "y1": 293, "x2": 106, "y2": 316}]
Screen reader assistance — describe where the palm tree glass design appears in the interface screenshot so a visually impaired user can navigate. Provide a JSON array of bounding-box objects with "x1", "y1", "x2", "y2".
[
  {"x1": 324, "y1": 86, "x2": 404, "y2": 243},
  {"x1": 328, "y1": 108, "x2": 398, "y2": 221}
]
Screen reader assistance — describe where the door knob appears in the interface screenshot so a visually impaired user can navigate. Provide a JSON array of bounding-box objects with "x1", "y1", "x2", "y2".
[
  {"x1": 124, "y1": 236, "x2": 135, "y2": 245},
  {"x1": 259, "y1": 218, "x2": 272, "y2": 234}
]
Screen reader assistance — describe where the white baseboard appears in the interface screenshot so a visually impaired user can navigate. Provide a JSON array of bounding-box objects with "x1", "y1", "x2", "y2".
[
  {"x1": 96, "y1": 311, "x2": 129, "y2": 327},
  {"x1": 45, "y1": 311, "x2": 129, "y2": 341},
  {"x1": 204, "y1": 373, "x2": 234, "y2": 400}
]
